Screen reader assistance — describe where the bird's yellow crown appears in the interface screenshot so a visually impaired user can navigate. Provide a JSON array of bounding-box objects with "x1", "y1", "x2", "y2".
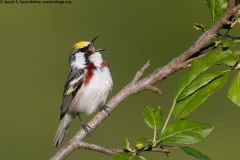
[{"x1": 72, "y1": 41, "x2": 89, "y2": 50}]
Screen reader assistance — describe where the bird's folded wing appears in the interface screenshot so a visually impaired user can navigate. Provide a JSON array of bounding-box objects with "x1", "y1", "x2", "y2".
[{"x1": 60, "y1": 69, "x2": 84, "y2": 119}]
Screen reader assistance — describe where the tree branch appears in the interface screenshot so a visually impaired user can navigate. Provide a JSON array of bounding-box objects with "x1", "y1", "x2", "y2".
[
  {"x1": 76, "y1": 141, "x2": 170, "y2": 156},
  {"x1": 77, "y1": 141, "x2": 118, "y2": 156},
  {"x1": 51, "y1": 2, "x2": 240, "y2": 160}
]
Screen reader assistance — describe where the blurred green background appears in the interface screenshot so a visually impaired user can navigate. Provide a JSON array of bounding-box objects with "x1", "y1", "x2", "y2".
[{"x1": 0, "y1": 0, "x2": 240, "y2": 159}]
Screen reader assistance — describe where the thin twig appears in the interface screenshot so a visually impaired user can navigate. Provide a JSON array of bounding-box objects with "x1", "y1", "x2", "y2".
[
  {"x1": 77, "y1": 141, "x2": 170, "y2": 156},
  {"x1": 132, "y1": 60, "x2": 151, "y2": 82},
  {"x1": 145, "y1": 147, "x2": 170, "y2": 153},
  {"x1": 77, "y1": 141, "x2": 117, "y2": 156},
  {"x1": 145, "y1": 85, "x2": 162, "y2": 94}
]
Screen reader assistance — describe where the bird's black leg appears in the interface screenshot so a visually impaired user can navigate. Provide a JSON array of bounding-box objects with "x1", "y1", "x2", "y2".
[
  {"x1": 77, "y1": 113, "x2": 92, "y2": 136},
  {"x1": 99, "y1": 105, "x2": 110, "y2": 116}
]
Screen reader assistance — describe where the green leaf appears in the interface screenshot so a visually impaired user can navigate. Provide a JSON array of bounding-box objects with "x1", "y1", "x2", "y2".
[
  {"x1": 193, "y1": 23, "x2": 205, "y2": 32},
  {"x1": 142, "y1": 106, "x2": 163, "y2": 130},
  {"x1": 205, "y1": 0, "x2": 228, "y2": 22},
  {"x1": 216, "y1": 51, "x2": 239, "y2": 66},
  {"x1": 177, "y1": 72, "x2": 223, "y2": 101},
  {"x1": 112, "y1": 153, "x2": 140, "y2": 160},
  {"x1": 219, "y1": 37, "x2": 235, "y2": 47},
  {"x1": 173, "y1": 48, "x2": 237, "y2": 118},
  {"x1": 227, "y1": 72, "x2": 240, "y2": 106},
  {"x1": 174, "y1": 48, "x2": 234, "y2": 102},
  {"x1": 158, "y1": 119, "x2": 214, "y2": 144},
  {"x1": 135, "y1": 137, "x2": 152, "y2": 150},
  {"x1": 124, "y1": 138, "x2": 131, "y2": 151},
  {"x1": 174, "y1": 72, "x2": 228, "y2": 118},
  {"x1": 180, "y1": 147, "x2": 211, "y2": 160}
]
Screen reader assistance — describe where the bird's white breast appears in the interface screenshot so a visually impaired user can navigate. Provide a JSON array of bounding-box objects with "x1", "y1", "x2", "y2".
[{"x1": 71, "y1": 65, "x2": 113, "y2": 115}]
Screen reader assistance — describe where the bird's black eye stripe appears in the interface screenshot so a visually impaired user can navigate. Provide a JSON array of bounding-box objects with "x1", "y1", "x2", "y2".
[
  {"x1": 71, "y1": 47, "x2": 86, "y2": 55},
  {"x1": 80, "y1": 48, "x2": 85, "y2": 52},
  {"x1": 78, "y1": 46, "x2": 88, "y2": 53},
  {"x1": 84, "y1": 52, "x2": 90, "y2": 65}
]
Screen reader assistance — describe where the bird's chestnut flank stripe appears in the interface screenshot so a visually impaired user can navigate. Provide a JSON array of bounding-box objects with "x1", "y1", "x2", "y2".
[
  {"x1": 84, "y1": 62, "x2": 96, "y2": 86},
  {"x1": 102, "y1": 60, "x2": 109, "y2": 67}
]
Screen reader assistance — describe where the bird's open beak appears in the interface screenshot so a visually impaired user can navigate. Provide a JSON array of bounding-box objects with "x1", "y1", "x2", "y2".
[
  {"x1": 90, "y1": 36, "x2": 106, "y2": 52},
  {"x1": 91, "y1": 36, "x2": 98, "y2": 44},
  {"x1": 95, "y1": 48, "x2": 106, "y2": 52}
]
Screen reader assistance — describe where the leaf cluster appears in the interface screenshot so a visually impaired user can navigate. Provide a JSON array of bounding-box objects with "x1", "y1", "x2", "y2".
[{"x1": 112, "y1": 0, "x2": 240, "y2": 160}]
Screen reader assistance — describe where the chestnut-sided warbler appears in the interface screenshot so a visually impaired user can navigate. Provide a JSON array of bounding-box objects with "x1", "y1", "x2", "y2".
[{"x1": 53, "y1": 36, "x2": 113, "y2": 147}]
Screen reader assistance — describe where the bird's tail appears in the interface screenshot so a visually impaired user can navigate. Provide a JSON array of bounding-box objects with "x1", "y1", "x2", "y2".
[{"x1": 53, "y1": 113, "x2": 75, "y2": 147}]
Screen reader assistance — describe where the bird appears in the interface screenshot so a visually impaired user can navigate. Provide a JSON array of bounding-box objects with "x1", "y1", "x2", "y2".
[{"x1": 53, "y1": 36, "x2": 113, "y2": 147}]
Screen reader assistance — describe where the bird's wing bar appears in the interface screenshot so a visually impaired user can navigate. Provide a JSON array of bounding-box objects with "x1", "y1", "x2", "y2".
[
  {"x1": 63, "y1": 69, "x2": 84, "y2": 96},
  {"x1": 60, "y1": 69, "x2": 84, "y2": 119}
]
